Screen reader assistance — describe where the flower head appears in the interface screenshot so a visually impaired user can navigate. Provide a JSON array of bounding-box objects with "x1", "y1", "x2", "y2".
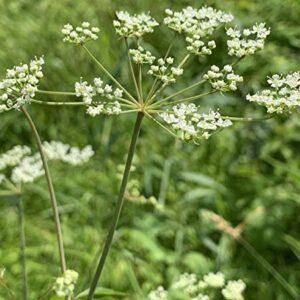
[
  {"x1": 226, "y1": 23, "x2": 270, "y2": 57},
  {"x1": 222, "y1": 280, "x2": 246, "y2": 300},
  {"x1": 0, "y1": 57, "x2": 44, "y2": 111},
  {"x1": 114, "y1": 11, "x2": 159, "y2": 38},
  {"x1": 62, "y1": 22, "x2": 100, "y2": 44},
  {"x1": 246, "y1": 72, "x2": 300, "y2": 114},
  {"x1": 53, "y1": 270, "x2": 79, "y2": 297}
]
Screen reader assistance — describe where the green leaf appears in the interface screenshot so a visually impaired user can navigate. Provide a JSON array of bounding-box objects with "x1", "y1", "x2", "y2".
[{"x1": 284, "y1": 235, "x2": 300, "y2": 260}]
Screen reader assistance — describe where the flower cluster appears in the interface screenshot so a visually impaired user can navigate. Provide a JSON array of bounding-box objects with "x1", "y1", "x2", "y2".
[
  {"x1": 148, "y1": 286, "x2": 168, "y2": 300},
  {"x1": 164, "y1": 7, "x2": 233, "y2": 56},
  {"x1": 226, "y1": 23, "x2": 270, "y2": 57},
  {"x1": 148, "y1": 57, "x2": 184, "y2": 85},
  {"x1": 222, "y1": 280, "x2": 246, "y2": 300},
  {"x1": 246, "y1": 72, "x2": 300, "y2": 114},
  {"x1": 204, "y1": 65, "x2": 243, "y2": 92},
  {"x1": 53, "y1": 270, "x2": 79, "y2": 297},
  {"x1": 148, "y1": 272, "x2": 246, "y2": 300},
  {"x1": 160, "y1": 104, "x2": 232, "y2": 141},
  {"x1": 62, "y1": 22, "x2": 100, "y2": 44},
  {"x1": 74, "y1": 77, "x2": 123, "y2": 116},
  {"x1": 0, "y1": 57, "x2": 44, "y2": 111},
  {"x1": 0, "y1": 142, "x2": 94, "y2": 184},
  {"x1": 114, "y1": 11, "x2": 159, "y2": 38},
  {"x1": 129, "y1": 46, "x2": 156, "y2": 65}
]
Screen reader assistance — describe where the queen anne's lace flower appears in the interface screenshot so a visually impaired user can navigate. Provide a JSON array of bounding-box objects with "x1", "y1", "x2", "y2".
[
  {"x1": 160, "y1": 104, "x2": 232, "y2": 141},
  {"x1": 246, "y1": 72, "x2": 300, "y2": 114},
  {"x1": 226, "y1": 23, "x2": 270, "y2": 57},
  {"x1": 148, "y1": 286, "x2": 168, "y2": 300},
  {"x1": 192, "y1": 295, "x2": 210, "y2": 300},
  {"x1": 0, "y1": 145, "x2": 31, "y2": 170},
  {"x1": 164, "y1": 6, "x2": 233, "y2": 56},
  {"x1": 129, "y1": 46, "x2": 156, "y2": 65},
  {"x1": 114, "y1": 11, "x2": 159, "y2": 38},
  {"x1": 0, "y1": 57, "x2": 44, "y2": 111},
  {"x1": 221, "y1": 280, "x2": 246, "y2": 300},
  {"x1": 62, "y1": 22, "x2": 100, "y2": 44},
  {"x1": 148, "y1": 57, "x2": 184, "y2": 85},
  {"x1": 74, "y1": 77, "x2": 123, "y2": 116},
  {"x1": 172, "y1": 273, "x2": 199, "y2": 295},
  {"x1": 53, "y1": 270, "x2": 79, "y2": 298},
  {"x1": 204, "y1": 65, "x2": 243, "y2": 91}
]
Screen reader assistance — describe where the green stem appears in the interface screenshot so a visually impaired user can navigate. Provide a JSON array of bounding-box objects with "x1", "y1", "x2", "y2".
[
  {"x1": 32, "y1": 99, "x2": 86, "y2": 106},
  {"x1": 18, "y1": 196, "x2": 28, "y2": 300},
  {"x1": 224, "y1": 115, "x2": 273, "y2": 122},
  {"x1": 125, "y1": 38, "x2": 142, "y2": 102},
  {"x1": 87, "y1": 112, "x2": 144, "y2": 300},
  {"x1": 21, "y1": 107, "x2": 67, "y2": 273},
  {"x1": 238, "y1": 237, "x2": 300, "y2": 300},
  {"x1": 82, "y1": 45, "x2": 138, "y2": 105},
  {"x1": 36, "y1": 90, "x2": 76, "y2": 96},
  {"x1": 157, "y1": 79, "x2": 206, "y2": 103}
]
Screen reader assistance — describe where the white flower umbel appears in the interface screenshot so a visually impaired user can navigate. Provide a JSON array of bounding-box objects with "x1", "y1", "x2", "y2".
[
  {"x1": 0, "y1": 57, "x2": 44, "y2": 111},
  {"x1": 0, "y1": 145, "x2": 31, "y2": 170},
  {"x1": 114, "y1": 11, "x2": 159, "y2": 38},
  {"x1": 0, "y1": 142, "x2": 94, "y2": 184},
  {"x1": 204, "y1": 65, "x2": 243, "y2": 92},
  {"x1": 246, "y1": 72, "x2": 300, "y2": 114},
  {"x1": 221, "y1": 280, "x2": 246, "y2": 300},
  {"x1": 148, "y1": 57, "x2": 184, "y2": 85},
  {"x1": 203, "y1": 272, "x2": 225, "y2": 288},
  {"x1": 172, "y1": 273, "x2": 199, "y2": 295},
  {"x1": 53, "y1": 269, "x2": 79, "y2": 298},
  {"x1": 129, "y1": 46, "x2": 156, "y2": 65},
  {"x1": 192, "y1": 294, "x2": 210, "y2": 300},
  {"x1": 164, "y1": 6, "x2": 233, "y2": 56},
  {"x1": 148, "y1": 286, "x2": 168, "y2": 300},
  {"x1": 226, "y1": 23, "x2": 270, "y2": 57},
  {"x1": 74, "y1": 77, "x2": 123, "y2": 116},
  {"x1": 43, "y1": 141, "x2": 94, "y2": 165},
  {"x1": 160, "y1": 104, "x2": 232, "y2": 141},
  {"x1": 62, "y1": 22, "x2": 100, "y2": 45}
]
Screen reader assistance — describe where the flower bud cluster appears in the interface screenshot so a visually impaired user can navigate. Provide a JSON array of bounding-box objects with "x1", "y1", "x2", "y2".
[
  {"x1": 53, "y1": 270, "x2": 79, "y2": 298},
  {"x1": 148, "y1": 286, "x2": 168, "y2": 300},
  {"x1": 0, "y1": 57, "x2": 44, "y2": 111},
  {"x1": 148, "y1": 272, "x2": 246, "y2": 300},
  {"x1": 129, "y1": 46, "x2": 156, "y2": 65},
  {"x1": 226, "y1": 23, "x2": 270, "y2": 57},
  {"x1": 246, "y1": 72, "x2": 300, "y2": 114},
  {"x1": 160, "y1": 104, "x2": 232, "y2": 141},
  {"x1": 0, "y1": 142, "x2": 94, "y2": 184},
  {"x1": 114, "y1": 11, "x2": 159, "y2": 38},
  {"x1": 204, "y1": 65, "x2": 243, "y2": 92},
  {"x1": 62, "y1": 22, "x2": 100, "y2": 44},
  {"x1": 164, "y1": 6, "x2": 233, "y2": 56},
  {"x1": 74, "y1": 77, "x2": 123, "y2": 116},
  {"x1": 147, "y1": 57, "x2": 183, "y2": 85}
]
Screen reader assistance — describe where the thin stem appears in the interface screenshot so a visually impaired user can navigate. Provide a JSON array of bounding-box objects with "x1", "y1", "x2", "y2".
[
  {"x1": 144, "y1": 111, "x2": 178, "y2": 139},
  {"x1": 82, "y1": 45, "x2": 138, "y2": 105},
  {"x1": 152, "y1": 91, "x2": 215, "y2": 109},
  {"x1": 36, "y1": 90, "x2": 76, "y2": 96},
  {"x1": 224, "y1": 115, "x2": 273, "y2": 122},
  {"x1": 31, "y1": 99, "x2": 86, "y2": 106},
  {"x1": 0, "y1": 280, "x2": 15, "y2": 300},
  {"x1": 87, "y1": 112, "x2": 144, "y2": 300},
  {"x1": 125, "y1": 38, "x2": 142, "y2": 102},
  {"x1": 18, "y1": 196, "x2": 28, "y2": 300},
  {"x1": 21, "y1": 107, "x2": 67, "y2": 273},
  {"x1": 157, "y1": 79, "x2": 206, "y2": 103},
  {"x1": 238, "y1": 237, "x2": 300, "y2": 300}
]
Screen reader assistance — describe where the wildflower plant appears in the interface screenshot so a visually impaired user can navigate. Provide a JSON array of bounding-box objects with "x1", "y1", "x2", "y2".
[
  {"x1": 0, "y1": 4, "x2": 299, "y2": 300},
  {"x1": 148, "y1": 272, "x2": 246, "y2": 300}
]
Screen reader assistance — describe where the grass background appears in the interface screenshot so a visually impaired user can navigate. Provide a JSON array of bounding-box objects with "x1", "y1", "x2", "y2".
[{"x1": 0, "y1": 0, "x2": 300, "y2": 299}]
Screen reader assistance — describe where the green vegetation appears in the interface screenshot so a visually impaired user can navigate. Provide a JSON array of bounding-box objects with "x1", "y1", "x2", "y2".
[{"x1": 0, "y1": 0, "x2": 299, "y2": 299}]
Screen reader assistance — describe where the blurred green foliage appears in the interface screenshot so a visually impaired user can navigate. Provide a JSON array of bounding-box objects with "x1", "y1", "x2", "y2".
[{"x1": 0, "y1": 0, "x2": 300, "y2": 299}]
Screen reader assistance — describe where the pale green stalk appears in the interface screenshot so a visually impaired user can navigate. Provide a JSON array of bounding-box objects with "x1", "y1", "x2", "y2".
[
  {"x1": 87, "y1": 112, "x2": 144, "y2": 299},
  {"x1": 21, "y1": 107, "x2": 67, "y2": 273}
]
